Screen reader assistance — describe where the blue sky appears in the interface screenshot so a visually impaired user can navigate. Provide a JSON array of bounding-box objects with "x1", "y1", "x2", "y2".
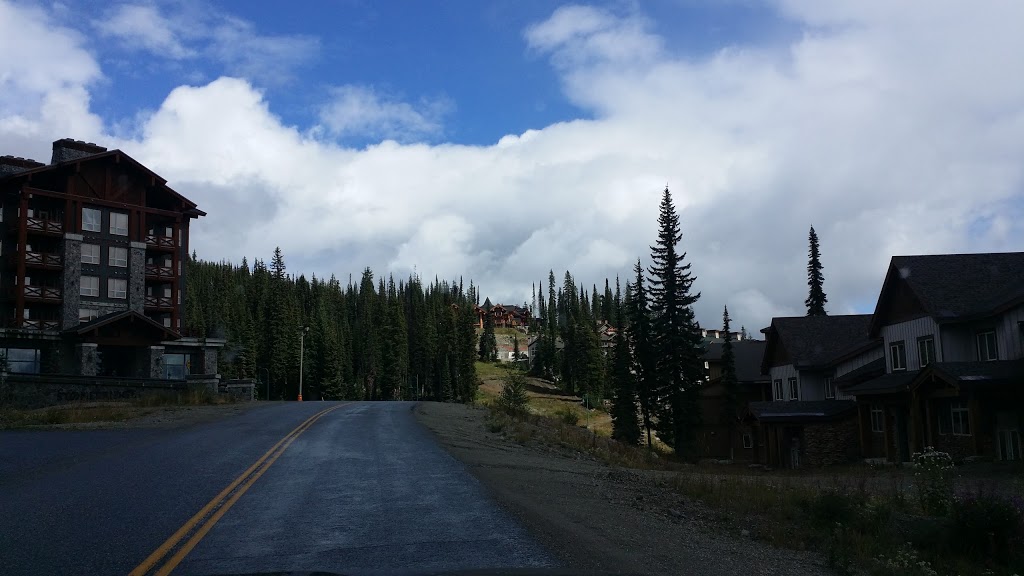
[{"x1": 2, "y1": 0, "x2": 1023, "y2": 330}]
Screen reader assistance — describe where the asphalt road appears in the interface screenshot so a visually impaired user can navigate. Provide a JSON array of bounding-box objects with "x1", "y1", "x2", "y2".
[{"x1": 0, "y1": 402, "x2": 555, "y2": 575}]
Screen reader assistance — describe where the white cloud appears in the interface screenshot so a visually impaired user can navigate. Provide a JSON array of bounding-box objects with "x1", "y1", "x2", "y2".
[
  {"x1": 207, "y1": 16, "x2": 319, "y2": 85},
  {"x1": 94, "y1": 4, "x2": 194, "y2": 59},
  {"x1": 317, "y1": 85, "x2": 450, "y2": 142},
  {"x1": 4, "y1": 1, "x2": 1024, "y2": 332}
]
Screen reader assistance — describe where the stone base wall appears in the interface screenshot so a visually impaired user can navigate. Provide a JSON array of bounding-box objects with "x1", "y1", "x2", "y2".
[{"x1": 803, "y1": 416, "x2": 859, "y2": 467}]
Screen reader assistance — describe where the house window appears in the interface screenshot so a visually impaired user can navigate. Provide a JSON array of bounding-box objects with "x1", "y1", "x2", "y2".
[
  {"x1": 870, "y1": 405, "x2": 884, "y2": 433},
  {"x1": 109, "y1": 246, "x2": 128, "y2": 267},
  {"x1": 109, "y1": 212, "x2": 128, "y2": 236},
  {"x1": 163, "y1": 317, "x2": 172, "y2": 328},
  {"x1": 951, "y1": 401, "x2": 971, "y2": 436},
  {"x1": 79, "y1": 308, "x2": 99, "y2": 323},
  {"x1": 773, "y1": 379, "x2": 784, "y2": 401},
  {"x1": 788, "y1": 377, "x2": 799, "y2": 401},
  {"x1": 81, "y1": 243, "x2": 100, "y2": 265},
  {"x1": 918, "y1": 336, "x2": 935, "y2": 368},
  {"x1": 80, "y1": 276, "x2": 99, "y2": 297},
  {"x1": 82, "y1": 207, "x2": 101, "y2": 232},
  {"x1": 998, "y1": 430, "x2": 1021, "y2": 461},
  {"x1": 742, "y1": 434, "x2": 753, "y2": 449},
  {"x1": 976, "y1": 331, "x2": 998, "y2": 361},
  {"x1": 890, "y1": 341, "x2": 906, "y2": 371},
  {"x1": 824, "y1": 376, "x2": 835, "y2": 400},
  {"x1": 108, "y1": 278, "x2": 127, "y2": 299},
  {"x1": 2, "y1": 347, "x2": 40, "y2": 374},
  {"x1": 163, "y1": 353, "x2": 188, "y2": 380}
]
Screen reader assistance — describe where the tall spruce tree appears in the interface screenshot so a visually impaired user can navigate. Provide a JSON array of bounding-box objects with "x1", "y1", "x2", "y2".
[
  {"x1": 479, "y1": 310, "x2": 498, "y2": 361},
  {"x1": 720, "y1": 306, "x2": 739, "y2": 459},
  {"x1": 647, "y1": 187, "x2": 704, "y2": 457},
  {"x1": 610, "y1": 277, "x2": 641, "y2": 444},
  {"x1": 628, "y1": 259, "x2": 657, "y2": 447},
  {"x1": 805, "y1": 226, "x2": 828, "y2": 316}
]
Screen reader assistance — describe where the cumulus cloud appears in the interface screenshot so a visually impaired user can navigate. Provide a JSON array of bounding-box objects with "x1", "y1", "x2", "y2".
[
  {"x1": 3, "y1": 0, "x2": 1024, "y2": 332},
  {"x1": 317, "y1": 85, "x2": 450, "y2": 142},
  {"x1": 94, "y1": 4, "x2": 195, "y2": 59}
]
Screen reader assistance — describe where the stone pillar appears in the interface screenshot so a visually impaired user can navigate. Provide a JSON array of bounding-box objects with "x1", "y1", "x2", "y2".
[
  {"x1": 62, "y1": 234, "x2": 83, "y2": 330},
  {"x1": 76, "y1": 343, "x2": 98, "y2": 376},
  {"x1": 203, "y1": 347, "x2": 219, "y2": 376},
  {"x1": 148, "y1": 346, "x2": 165, "y2": 379},
  {"x1": 129, "y1": 241, "x2": 147, "y2": 313}
]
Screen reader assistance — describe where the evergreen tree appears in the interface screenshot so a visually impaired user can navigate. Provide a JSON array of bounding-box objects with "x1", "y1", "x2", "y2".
[
  {"x1": 805, "y1": 226, "x2": 828, "y2": 316},
  {"x1": 610, "y1": 277, "x2": 641, "y2": 444},
  {"x1": 647, "y1": 187, "x2": 704, "y2": 458},
  {"x1": 740, "y1": 326, "x2": 749, "y2": 341},
  {"x1": 720, "y1": 306, "x2": 739, "y2": 459},
  {"x1": 479, "y1": 310, "x2": 498, "y2": 361},
  {"x1": 628, "y1": 260, "x2": 657, "y2": 447}
]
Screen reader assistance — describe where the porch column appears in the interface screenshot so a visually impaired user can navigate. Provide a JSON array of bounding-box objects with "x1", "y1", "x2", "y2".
[
  {"x1": 129, "y1": 242, "x2": 146, "y2": 313},
  {"x1": 75, "y1": 343, "x2": 98, "y2": 376},
  {"x1": 884, "y1": 407, "x2": 895, "y2": 462},
  {"x1": 909, "y1": 390, "x2": 920, "y2": 455},
  {"x1": 969, "y1": 395, "x2": 983, "y2": 456},
  {"x1": 148, "y1": 346, "x2": 164, "y2": 379},
  {"x1": 857, "y1": 402, "x2": 869, "y2": 458},
  {"x1": 61, "y1": 234, "x2": 83, "y2": 330}
]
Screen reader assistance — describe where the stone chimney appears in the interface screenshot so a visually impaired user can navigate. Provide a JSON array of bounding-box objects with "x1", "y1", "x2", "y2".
[
  {"x1": 0, "y1": 156, "x2": 46, "y2": 176},
  {"x1": 51, "y1": 138, "x2": 107, "y2": 164}
]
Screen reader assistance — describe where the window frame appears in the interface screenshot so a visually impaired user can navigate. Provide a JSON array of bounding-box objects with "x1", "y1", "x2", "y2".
[
  {"x1": 998, "y1": 429, "x2": 1021, "y2": 461},
  {"x1": 870, "y1": 405, "x2": 885, "y2": 433},
  {"x1": 976, "y1": 331, "x2": 998, "y2": 362},
  {"x1": 951, "y1": 401, "x2": 971, "y2": 436},
  {"x1": 108, "y1": 246, "x2": 128, "y2": 268},
  {"x1": 82, "y1": 207, "x2": 101, "y2": 233},
  {"x1": 109, "y1": 211, "x2": 128, "y2": 236},
  {"x1": 79, "y1": 308, "x2": 99, "y2": 324},
  {"x1": 788, "y1": 377, "x2": 799, "y2": 401},
  {"x1": 890, "y1": 341, "x2": 907, "y2": 371},
  {"x1": 81, "y1": 243, "x2": 100, "y2": 265},
  {"x1": 742, "y1": 434, "x2": 753, "y2": 449},
  {"x1": 80, "y1": 275, "x2": 99, "y2": 297},
  {"x1": 2, "y1": 347, "x2": 40, "y2": 374},
  {"x1": 917, "y1": 336, "x2": 935, "y2": 368},
  {"x1": 823, "y1": 376, "x2": 835, "y2": 400},
  {"x1": 107, "y1": 278, "x2": 127, "y2": 299},
  {"x1": 772, "y1": 379, "x2": 784, "y2": 401}
]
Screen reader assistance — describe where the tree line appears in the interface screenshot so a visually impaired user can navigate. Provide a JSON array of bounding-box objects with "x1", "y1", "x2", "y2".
[{"x1": 184, "y1": 249, "x2": 477, "y2": 403}]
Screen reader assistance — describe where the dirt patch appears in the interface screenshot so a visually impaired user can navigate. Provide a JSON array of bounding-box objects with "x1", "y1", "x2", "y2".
[{"x1": 415, "y1": 401, "x2": 831, "y2": 576}]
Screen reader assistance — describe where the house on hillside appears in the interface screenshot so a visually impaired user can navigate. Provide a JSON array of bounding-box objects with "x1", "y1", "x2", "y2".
[
  {"x1": 475, "y1": 301, "x2": 531, "y2": 329},
  {"x1": 839, "y1": 253, "x2": 1024, "y2": 463},
  {"x1": 698, "y1": 339, "x2": 769, "y2": 461},
  {"x1": 0, "y1": 139, "x2": 222, "y2": 380},
  {"x1": 749, "y1": 314, "x2": 883, "y2": 468}
]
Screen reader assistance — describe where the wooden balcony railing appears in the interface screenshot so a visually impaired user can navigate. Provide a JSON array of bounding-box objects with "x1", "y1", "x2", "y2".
[
  {"x1": 145, "y1": 264, "x2": 174, "y2": 279},
  {"x1": 23, "y1": 285, "x2": 61, "y2": 301},
  {"x1": 144, "y1": 235, "x2": 176, "y2": 250},
  {"x1": 25, "y1": 217, "x2": 63, "y2": 235},
  {"x1": 19, "y1": 318, "x2": 60, "y2": 331},
  {"x1": 24, "y1": 251, "x2": 62, "y2": 268},
  {"x1": 145, "y1": 295, "x2": 173, "y2": 309}
]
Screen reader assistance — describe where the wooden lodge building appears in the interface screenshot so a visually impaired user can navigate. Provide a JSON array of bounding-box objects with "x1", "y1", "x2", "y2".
[{"x1": 0, "y1": 139, "x2": 222, "y2": 380}]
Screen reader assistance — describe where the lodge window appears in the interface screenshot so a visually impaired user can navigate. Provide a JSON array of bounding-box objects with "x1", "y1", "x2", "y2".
[
  {"x1": 951, "y1": 401, "x2": 971, "y2": 436},
  {"x1": 82, "y1": 207, "x2": 101, "y2": 232},
  {"x1": 788, "y1": 377, "x2": 799, "y2": 401},
  {"x1": 773, "y1": 379, "x2": 784, "y2": 401},
  {"x1": 870, "y1": 405, "x2": 884, "y2": 433},
  {"x1": 918, "y1": 336, "x2": 935, "y2": 367},
  {"x1": 163, "y1": 353, "x2": 188, "y2": 380},
  {"x1": 108, "y1": 278, "x2": 127, "y2": 299},
  {"x1": 976, "y1": 331, "x2": 998, "y2": 361},
  {"x1": 81, "y1": 243, "x2": 100, "y2": 265},
  {"x1": 890, "y1": 341, "x2": 906, "y2": 371},
  {"x1": 742, "y1": 434, "x2": 753, "y2": 449},
  {"x1": 823, "y1": 376, "x2": 835, "y2": 399},
  {"x1": 79, "y1": 308, "x2": 99, "y2": 324},
  {"x1": 109, "y1": 246, "x2": 128, "y2": 267},
  {"x1": 80, "y1": 276, "x2": 99, "y2": 297},
  {"x1": 109, "y1": 212, "x2": 128, "y2": 236},
  {"x1": 2, "y1": 347, "x2": 40, "y2": 374},
  {"x1": 998, "y1": 430, "x2": 1021, "y2": 461}
]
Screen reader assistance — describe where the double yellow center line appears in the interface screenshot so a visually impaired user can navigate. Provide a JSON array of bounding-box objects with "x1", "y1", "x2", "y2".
[{"x1": 129, "y1": 404, "x2": 344, "y2": 576}]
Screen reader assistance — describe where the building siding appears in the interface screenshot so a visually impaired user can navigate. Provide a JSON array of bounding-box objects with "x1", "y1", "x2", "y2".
[
  {"x1": 997, "y1": 304, "x2": 1024, "y2": 361},
  {"x1": 768, "y1": 364, "x2": 797, "y2": 400},
  {"x1": 881, "y1": 316, "x2": 941, "y2": 371},
  {"x1": 834, "y1": 345, "x2": 885, "y2": 379}
]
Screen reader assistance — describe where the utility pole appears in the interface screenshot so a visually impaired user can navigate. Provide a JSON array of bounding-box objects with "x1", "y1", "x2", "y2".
[{"x1": 298, "y1": 325, "x2": 309, "y2": 401}]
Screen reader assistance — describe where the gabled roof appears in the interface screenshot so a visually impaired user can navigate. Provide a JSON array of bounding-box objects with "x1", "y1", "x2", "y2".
[
  {"x1": 917, "y1": 360, "x2": 1024, "y2": 389},
  {"x1": 834, "y1": 357, "x2": 886, "y2": 387},
  {"x1": 761, "y1": 314, "x2": 874, "y2": 373},
  {"x1": 870, "y1": 252, "x2": 1024, "y2": 334},
  {"x1": 841, "y1": 369, "x2": 917, "y2": 396},
  {"x1": 705, "y1": 340, "x2": 768, "y2": 383},
  {"x1": 748, "y1": 400, "x2": 856, "y2": 422},
  {"x1": 0, "y1": 146, "x2": 205, "y2": 217},
  {"x1": 71, "y1": 310, "x2": 181, "y2": 342}
]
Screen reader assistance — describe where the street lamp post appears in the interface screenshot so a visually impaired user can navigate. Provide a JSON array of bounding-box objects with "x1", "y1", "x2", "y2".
[{"x1": 298, "y1": 325, "x2": 309, "y2": 401}]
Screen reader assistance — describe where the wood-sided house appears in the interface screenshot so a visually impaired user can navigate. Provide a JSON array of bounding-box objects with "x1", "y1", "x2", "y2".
[
  {"x1": 749, "y1": 315, "x2": 884, "y2": 468},
  {"x1": 698, "y1": 339, "x2": 769, "y2": 461},
  {"x1": 839, "y1": 253, "x2": 1024, "y2": 463}
]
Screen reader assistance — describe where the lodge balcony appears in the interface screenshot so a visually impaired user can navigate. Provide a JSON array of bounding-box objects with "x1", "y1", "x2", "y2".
[
  {"x1": 18, "y1": 285, "x2": 62, "y2": 303},
  {"x1": 145, "y1": 234, "x2": 176, "y2": 251},
  {"x1": 19, "y1": 251, "x2": 63, "y2": 270},
  {"x1": 14, "y1": 318, "x2": 60, "y2": 331},
  {"x1": 25, "y1": 216, "x2": 64, "y2": 236},
  {"x1": 145, "y1": 264, "x2": 175, "y2": 280},
  {"x1": 145, "y1": 295, "x2": 174, "y2": 310}
]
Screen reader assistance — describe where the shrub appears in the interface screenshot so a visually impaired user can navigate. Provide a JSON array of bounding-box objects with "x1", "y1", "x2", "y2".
[
  {"x1": 496, "y1": 372, "x2": 529, "y2": 416},
  {"x1": 805, "y1": 490, "x2": 862, "y2": 529},
  {"x1": 950, "y1": 492, "x2": 1024, "y2": 563},
  {"x1": 871, "y1": 543, "x2": 938, "y2": 576},
  {"x1": 912, "y1": 447, "x2": 954, "y2": 515},
  {"x1": 556, "y1": 405, "x2": 579, "y2": 426}
]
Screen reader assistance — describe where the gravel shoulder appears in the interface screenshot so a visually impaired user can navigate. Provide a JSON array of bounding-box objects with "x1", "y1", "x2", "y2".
[{"x1": 415, "y1": 401, "x2": 832, "y2": 576}]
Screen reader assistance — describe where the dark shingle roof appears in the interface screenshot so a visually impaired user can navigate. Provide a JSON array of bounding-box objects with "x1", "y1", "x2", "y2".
[
  {"x1": 889, "y1": 253, "x2": 1024, "y2": 320},
  {"x1": 834, "y1": 357, "x2": 886, "y2": 386},
  {"x1": 766, "y1": 314, "x2": 874, "y2": 369},
  {"x1": 927, "y1": 360, "x2": 1024, "y2": 386},
  {"x1": 843, "y1": 370, "x2": 917, "y2": 396},
  {"x1": 749, "y1": 400, "x2": 856, "y2": 422},
  {"x1": 705, "y1": 340, "x2": 768, "y2": 383}
]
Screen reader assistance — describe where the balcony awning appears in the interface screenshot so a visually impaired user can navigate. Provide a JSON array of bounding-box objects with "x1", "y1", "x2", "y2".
[{"x1": 70, "y1": 310, "x2": 180, "y2": 345}]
